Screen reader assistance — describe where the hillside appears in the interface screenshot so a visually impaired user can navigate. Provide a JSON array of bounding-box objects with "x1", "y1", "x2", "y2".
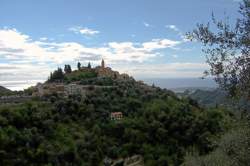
[
  {"x1": 178, "y1": 88, "x2": 250, "y2": 111},
  {"x1": 0, "y1": 86, "x2": 12, "y2": 96},
  {"x1": 0, "y1": 64, "x2": 233, "y2": 166}
]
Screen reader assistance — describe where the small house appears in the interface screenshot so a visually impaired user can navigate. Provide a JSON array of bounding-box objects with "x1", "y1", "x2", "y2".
[{"x1": 110, "y1": 112, "x2": 123, "y2": 120}]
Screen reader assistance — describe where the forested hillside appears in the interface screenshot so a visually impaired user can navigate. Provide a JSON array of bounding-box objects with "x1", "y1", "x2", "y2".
[
  {"x1": 0, "y1": 86, "x2": 12, "y2": 96},
  {"x1": 0, "y1": 68, "x2": 233, "y2": 165},
  {"x1": 179, "y1": 88, "x2": 250, "y2": 111}
]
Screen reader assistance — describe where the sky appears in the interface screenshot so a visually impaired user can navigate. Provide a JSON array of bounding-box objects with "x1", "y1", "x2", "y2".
[{"x1": 0, "y1": 0, "x2": 242, "y2": 90}]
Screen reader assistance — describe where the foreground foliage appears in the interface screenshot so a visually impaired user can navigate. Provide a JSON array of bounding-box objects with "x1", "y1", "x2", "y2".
[
  {"x1": 188, "y1": 0, "x2": 250, "y2": 97},
  {"x1": 183, "y1": 117, "x2": 250, "y2": 166},
  {"x1": 0, "y1": 79, "x2": 232, "y2": 165}
]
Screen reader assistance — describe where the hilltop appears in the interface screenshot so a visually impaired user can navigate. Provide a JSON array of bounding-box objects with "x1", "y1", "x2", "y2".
[
  {"x1": 30, "y1": 60, "x2": 134, "y2": 98},
  {"x1": 0, "y1": 60, "x2": 233, "y2": 166}
]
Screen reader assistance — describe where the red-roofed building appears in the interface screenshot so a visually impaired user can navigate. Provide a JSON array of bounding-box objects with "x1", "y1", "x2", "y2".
[{"x1": 110, "y1": 112, "x2": 123, "y2": 120}]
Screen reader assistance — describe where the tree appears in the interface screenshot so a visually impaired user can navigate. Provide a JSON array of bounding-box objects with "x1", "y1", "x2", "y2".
[
  {"x1": 48, "y1": 67, "x2": 64, "y2": 82},
  {"x1": 64, "y1": 64, "x2": 72, "y2": 74},
  {"x1": 187, "y1": 0, "x2": 250, "y2": 98},
  {"x1": 88, "y1": 62, "x2": 91, "y2": 69},
  {"x1": 77, "y1": 62, "x2": 81, "y2": 70}
]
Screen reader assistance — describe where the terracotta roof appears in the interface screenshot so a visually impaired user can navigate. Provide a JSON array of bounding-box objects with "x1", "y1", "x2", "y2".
[{"x1": 111, "y1": 112, "x2": 122, "y2": 115}]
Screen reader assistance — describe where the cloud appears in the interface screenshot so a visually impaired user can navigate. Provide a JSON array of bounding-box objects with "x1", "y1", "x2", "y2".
[
  {"x1": 39, "y1": 37, "x2": 48, "y2": 41},
  {"x1": 142, "y1": 39, "x2": 181, "y2": 51},
  {"x1": 69, "y1": 26, "x2": 99, "y2": 35},
  {"x1": 0, "y1": 28, "x2": 182, "y2": 64},
  {"x1": 0, "y1": 28, "x2": 184, "y2": 90},
  {"x1": 114, "y1": 63, "x2": 208, "y2": 78},
  {"x1": 165, "y1": 25, "x2": 190, "y2": 42},
  {"x1": 143, "y1": 22, "x2": 153, "y2": 28},
  {"x1": 170, "y1": 54, "x2": 178, "y2": 58},
  {"x1": 166, "y1": 25, "x2": 179, "y2": 32},
  {"x1": 3, "y1": 61, "x2": 207, "y2": 90},
  {"x1": 0, "y1": 63, "x2": 52, "y2": 90}
]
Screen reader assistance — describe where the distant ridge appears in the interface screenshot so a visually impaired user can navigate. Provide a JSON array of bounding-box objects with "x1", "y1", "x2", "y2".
[
  {"x1": 0, "y1": 86, "x2": 12, "y2": 96},
  {"x1": 171, "y1": 87, "x2": 216, "y2": 93},
  {"x1": 142, "y1": 78, "x2": 217, "y2": 90}
]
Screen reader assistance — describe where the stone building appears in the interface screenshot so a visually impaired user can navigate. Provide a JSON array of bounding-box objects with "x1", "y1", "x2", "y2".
[
  {"x1": 33, "y1": 83, "x2": 96, "y2": 97},
  {"x1": 32, "y1": 59, "x2": 134, "y2": 98},
  {"x1": 32, "y1": 83, "x2": 65, "y2": 97},
  {"x1": 65, "y1": 83, "x2": 83, "y2": 95},
  {"x1": 95, "y1": 59, "x2": 133, "y2": 80}
]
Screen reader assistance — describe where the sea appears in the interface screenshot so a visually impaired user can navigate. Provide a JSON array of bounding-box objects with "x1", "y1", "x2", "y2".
[{"x1": 141, "y1": 77, "x2": 217, "y2": 92}]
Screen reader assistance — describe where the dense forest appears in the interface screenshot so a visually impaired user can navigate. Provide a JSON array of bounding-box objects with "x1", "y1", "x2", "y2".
[
  {"x1": 179, "y1": 88, "x2": 250, "y2": 111},
  {"x1": 0, "y1": 66, "x2": 243, "y2": 165}
]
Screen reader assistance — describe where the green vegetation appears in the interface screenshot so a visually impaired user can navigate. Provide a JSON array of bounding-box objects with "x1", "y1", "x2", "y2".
[
  {"x1": 187, "y1": 0, "x2": 250, "y2": 97},
  {"x1": 77, "y1": 62, "x2": 81, "y2": 70},
  {"x1": 48, "y1": 67, "x2": 64, "y2": 82},
  {"x1": 183, "y1": 1, "x2": 250, "y2": 165},
  {"x1": 0, "y1": 77, "x2": 233, "y2": 165},
  {"x1": 64, "y1": 70, "x2": 98, "y2": 83},
  {"x1": 0, "y1": 86, "x2": 13, "y2": 96},
  {"x1": 0, "y1": 1, "x2": 248, "y2": 164},
  {"x1": 64, "y1": 64, "x2": 72, "y2": 74},
  {"x1": 183, "y1": 118, "x2": 250, "y2": 166},
  {"x1": 179, "y1": 88, "x2": 250, "y2": 111}
]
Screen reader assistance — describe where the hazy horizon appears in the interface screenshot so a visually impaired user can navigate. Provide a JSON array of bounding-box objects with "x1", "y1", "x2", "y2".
[{"x1": 0, "y1": 76, "x2": 217, "y2": 91}]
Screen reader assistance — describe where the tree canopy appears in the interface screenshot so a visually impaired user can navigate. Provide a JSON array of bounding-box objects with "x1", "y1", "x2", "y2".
[
  {"x1": 77, "y1": 62, "x2": 81, "y2": 70},
  {"x1": 187, "y1": 0, "x2": 250, "y2": 98},
  {"x1": 64, "y1": 64, "x2": 72, "y2": 74},
  {"x1": 48, "y1": 67, "x2": 64, "y2": 82}
]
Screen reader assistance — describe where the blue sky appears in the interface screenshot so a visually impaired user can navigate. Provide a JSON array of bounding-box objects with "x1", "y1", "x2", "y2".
[{"x1": 0, "y1": 0, "x2": 241, "y2": 90}]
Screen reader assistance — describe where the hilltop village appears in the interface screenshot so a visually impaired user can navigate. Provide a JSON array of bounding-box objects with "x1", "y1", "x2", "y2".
[
  {"x1": 32, "y1": 59, "x2": 134, "y2": 98},
  {"x1": 0, "y1": 59, "x2": 243, "y2": 166}
]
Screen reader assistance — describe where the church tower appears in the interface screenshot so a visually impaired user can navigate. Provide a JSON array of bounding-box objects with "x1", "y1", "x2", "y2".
[{"x1": 101, "y1": 59, "x2": 105, "y2": 68}]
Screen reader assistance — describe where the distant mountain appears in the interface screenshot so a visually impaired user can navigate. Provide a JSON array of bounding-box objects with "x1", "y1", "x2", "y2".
[
  {"x1": 171, "y1": 87, "x2": 216, "y2": 93},
  {"x1": 0, "y1": 86, "x2": 12, "y2": 96},
  {"x1": 179, "y1": 88, "x2": 250, "y2": 111}
]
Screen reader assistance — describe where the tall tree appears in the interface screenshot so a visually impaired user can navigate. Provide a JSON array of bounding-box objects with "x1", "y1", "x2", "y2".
[
  {"x1": 48, "y1": 67, "x2": 64, "y2": 82},
  {"x1": 187, "y1": 0, "x2": 250, "y2": 98},
  {"x1": 68, "y1": 65, "x2": 72, "y2": 73},
  {"x1": 88, "y1": 62, "x2": 91, "y2": 69},
  {"x1": 64, "y1": 64, "x2": 72, "y2": 74},
  {"x1": 77, "y1": 62, "x2": 81, "y2": 70}
]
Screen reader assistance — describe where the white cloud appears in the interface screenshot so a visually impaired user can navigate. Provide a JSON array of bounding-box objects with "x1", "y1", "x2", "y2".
[
  {"x1": 165, "y1": 25, "x2": 190, "y2": 42},
  {"x1": 39, "y1": 37, "x2": 48, "y2": 41},
  {"x1": 166, "y1": 25, "x2": 179, "y2": 32},
  {"x1": 143, "y1": 22, "x2": 153, "y2": 28},
  {"x1": 0, "y1": 28, "x2": 185, "y2": 90},
  {"x1": 0, "y1": 28, "x2": 181, "y2": 64},
  {"x1": 69, "y1": 26, "x2": 99, "y2": 35},
  {"x1": 171, "y1": 54, "x2": 178, "y2": 58},
  {"x1": 0, "y1": 62, "x2": 209, "y2": 90},
  {"x1": 142, "y1": 39, "x2": 181, "y2": 51},
  {"x1": 0, "y1": 63, "x2": 52, "y2": 90},
  {"x1": 114, "y1": 63, "x2": 209, "y2": 78},
  {"x1": 0, "y1": 29, "x2": 184, "y2": 64}
]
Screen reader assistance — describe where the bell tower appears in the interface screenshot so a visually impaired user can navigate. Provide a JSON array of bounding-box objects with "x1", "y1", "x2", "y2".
[{"x1": 101, "y1": 59, "x2": 105, "y2": 68}]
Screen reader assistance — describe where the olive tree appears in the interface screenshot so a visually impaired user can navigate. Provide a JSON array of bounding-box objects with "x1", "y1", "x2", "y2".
[{"x1": 187, "y1": 0, "x2": 250, "y2": 98}]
